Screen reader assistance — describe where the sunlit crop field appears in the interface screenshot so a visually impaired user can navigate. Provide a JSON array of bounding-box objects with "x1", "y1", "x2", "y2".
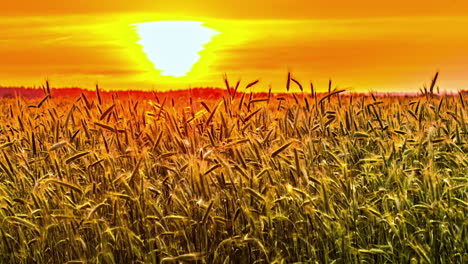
[{"x1": 0, "y1": 84, "x2": 467, "y2": 263}]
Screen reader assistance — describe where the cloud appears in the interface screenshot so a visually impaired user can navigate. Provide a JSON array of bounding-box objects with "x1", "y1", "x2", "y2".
[{"x1": 2, "y1": 0, "x2": 468, "y2": 19}]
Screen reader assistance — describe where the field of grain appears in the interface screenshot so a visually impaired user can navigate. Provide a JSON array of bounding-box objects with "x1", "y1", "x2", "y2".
[{"x1": 0, "y1": 81, "x2": 467, "y2": 263}]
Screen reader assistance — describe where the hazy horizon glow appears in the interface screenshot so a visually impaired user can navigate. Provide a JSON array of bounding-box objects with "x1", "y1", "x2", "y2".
[{"x1": 1, "y1": 1, "x2": 468, "y2": 93}]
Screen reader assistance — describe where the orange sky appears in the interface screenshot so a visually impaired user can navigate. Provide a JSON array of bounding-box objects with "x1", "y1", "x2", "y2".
[{"x1": 1, "y1": 0, "x2": 468, "y2": 92}]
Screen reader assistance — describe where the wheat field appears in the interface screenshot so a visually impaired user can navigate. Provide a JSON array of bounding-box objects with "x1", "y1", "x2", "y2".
[{"x1": 0, "y1": 80, "x2": 467, "y2": 263}]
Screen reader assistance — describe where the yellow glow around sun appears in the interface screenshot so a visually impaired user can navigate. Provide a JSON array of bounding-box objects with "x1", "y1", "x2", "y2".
[{"x1": 132, "y1": 21, "x2": 219, "y2": 77}]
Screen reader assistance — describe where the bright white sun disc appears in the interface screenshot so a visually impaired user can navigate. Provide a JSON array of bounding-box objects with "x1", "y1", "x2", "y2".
[{"x1": 132, "y1": 21, "x2": 219, "y2": 77}]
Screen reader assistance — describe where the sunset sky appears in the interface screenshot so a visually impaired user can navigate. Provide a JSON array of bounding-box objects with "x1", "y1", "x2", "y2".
[{"x1": 1, "y1": 1, "x2": 468, "y2": 93}]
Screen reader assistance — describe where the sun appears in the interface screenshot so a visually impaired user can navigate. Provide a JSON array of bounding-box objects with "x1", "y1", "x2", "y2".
[{"x1": 132, "y1": 21, "x2": 219, "y2": 77}]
